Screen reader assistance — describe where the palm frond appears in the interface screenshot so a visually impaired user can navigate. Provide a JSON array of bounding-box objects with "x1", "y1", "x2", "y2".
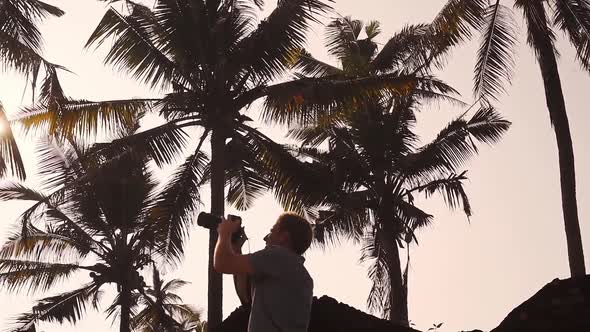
[
  {"x1": 9, "y1": 283, "x2": 101, "y2": 331},
  {"x1": 466, "y1": 105, "x2": 511, "y2": 144},
  {"x1": 360, "y1": 231, "x2": 390, "y2": 318},
  {"x1": 214, "y1": 2, "x2": 259, "y2": 72},
  {"x1": 48, "y1": 187, "x2": 109, "y2": 241},
  {"x1": 105, "y1": 291, "x2": 141, "y2": 323},
  {"x1": 149, "y1": 150, "x2": 208, "y2": 265},
  {"x1": 412, "y1": 171, "x2": 472, "y2": 217},
  {"x1": 0, "y1": 233, "x2": 87, "y2": 263},
  {"x1": 313, "y1": 194, "x2": 372, "y2": 249},
  {"x1": 131, "y1": 270, "x2": 189, "y2": 332},
  {"x1": 89, "y1": 120, "x2": 190, "y2": 168},
  {"x1": 16, "y1": 99, "x2": 153, "y2": 139},
  {"x1": 395, "y1": 200, "x2": 434, "y2": 232},
  {"x1": 410, "y1": 76, "x2": 463, "y2": 107},
  {"x1": 289, "y1": 48, "x2": 343, "y2": 77},
  {"x1": 365, "y1": 20, "x2": 381, "y2": 40},
  {"x1": 86, "y1": 4, "x2": 186, "y2": 90},
  {"x1": 400, "y1": 106, "x2": 510, "y2": 179},
  {"x1": 0, "y1": 181, "x2": 46, "y2": 201},
  {"x1": 0, "y1": 104, "x2": 27, "y2": 179},
  {"x1": 0, "y1": 0, "x2": 63, "y2": 76},
  {"x1": 29, "y1": 0, "x2": 65, "y2": 17},
  {"x1": 2, "y1": 0, "x2": 65, "y2": 24},
  {"x1": 33, "y1": 208, "x2": 104, "y2": 258},
  {"x1": 428, "y1": 0, "x2": 487, "y2": 64},
  {"x1": 474, "y1": 1, "x2": 517, "y2": 101},
  {"x1": 229, "y1": 0, "x2": 265, "y2": 32},
  {"x1": 1, "y1": 0, "x2": 42, "y2": 50},
  {"x1": 225, "y1": 136, "x2": 272, "y2": 210},
  {"x1": 37, "y1": 63, "x2": 67, "y2": 108},
  {"x1": 515, "y1": 0, "x2": 557, "y2": 58},
  {"x1": 259, "y1": 72, "x2": 420, "y2": 126},
  {"x1": 0, "y1": 259, "x2": 83, "y2": 294},
  {"x1": 287, "y1": 126, "x2": 333, "y2": 148},
  {"x1": 130, "y1": 307, "x2": 162, "y2": 332},
  {"x1": 83, "y1": 156, "x2": 155, "y2": 233},
  {"x1": 0, "y1": 29, "x2": 45, "y2": 75},
  {"x1": 325, "y1": 16, "x2": 363, "y2": 60},
  {"x1": 371, "y1": 24, "x2": 432, "y2": 72},
  {"x1": 132, "y1": 303, "x2": 190, "y2": 332},
  {"x1": 7, "y1": 65, "x2": 68, "y2": 138},
  {"x1": 165, "y1": 303, "x2": 202, "y2": 324},
  {"x1": 411, "y1": 87, "x2": 468, "y2": 109},
  {"x1": 150, "y1": 0, "x2": 209, "y2": 78},
  {"x1": 553, "y1": 0, "x2": 590, "y2": 72},
  {"x1": 129, "y1": 305, "x2": 152, "y2": 331},
  {"x1": 237, "y1": 126, "x2": 333, "y2": 213},
  {"x1": 233, "y1": 0, "x2": 332, "y2": 83},
  {"x1": 34, "y1": 138, "x2": 83, "y2": 190},
  {"x1": 162, "y1": 279, "x2": 190, "y2": 294},
  {"x1": 12, "y1": 201, "x2": 45, "y2": 239}
]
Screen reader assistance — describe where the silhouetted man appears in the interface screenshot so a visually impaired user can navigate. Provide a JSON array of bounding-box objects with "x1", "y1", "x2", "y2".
[{"x1": 214, "y1": 212, "x2": 314, "y2": 332}]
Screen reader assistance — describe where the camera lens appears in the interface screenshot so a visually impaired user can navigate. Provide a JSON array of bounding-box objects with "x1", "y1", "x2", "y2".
[{"x1": 197, "y1": 212, "x2": 221, "y2": 229}]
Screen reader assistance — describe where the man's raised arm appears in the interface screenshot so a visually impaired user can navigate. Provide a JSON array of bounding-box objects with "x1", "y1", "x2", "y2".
[{"x1": 213, "y1": 217, "x2": 254, "y2": 274}]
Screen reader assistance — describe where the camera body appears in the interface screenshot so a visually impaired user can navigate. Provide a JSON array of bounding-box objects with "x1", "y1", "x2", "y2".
[{"x1": 197, "y1": 212, "x2": 245, "y2": 242}]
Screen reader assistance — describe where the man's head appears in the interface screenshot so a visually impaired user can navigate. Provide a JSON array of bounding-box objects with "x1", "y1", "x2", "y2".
[{"x1": 264, "y1": 212, "x2": 313, "y2": 255}]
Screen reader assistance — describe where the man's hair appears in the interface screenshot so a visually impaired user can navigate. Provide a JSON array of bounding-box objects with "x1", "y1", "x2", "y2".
[{"x1": 277, "y1": 212, "x2": 313, "y2": 255}]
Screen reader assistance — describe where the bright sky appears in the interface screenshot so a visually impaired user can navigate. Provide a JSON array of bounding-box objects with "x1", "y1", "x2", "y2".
[{"x1": 1, "y1": 1, "x2": 590, "y2": 332}]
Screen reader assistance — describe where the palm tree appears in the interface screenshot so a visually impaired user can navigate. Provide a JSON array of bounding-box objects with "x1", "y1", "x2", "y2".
[
  {"x1": 451, "y1": 0, "x2": 590, "y2": 277},
  {"x1": 21, "y1": 1, "x2": 443, "y2": 327},
  {"x1": 132, "y1": 267, "x2": 206, "y2": 332},
  {"x1": 0, "y1": 0, "x2": 64, "y2": 95},
  {"x1": 286, "y1": 95, "x2": 509, "y2": 326},
  {"x1": 300, "y1": 104, "x2": 509, "y2": 325},
  {"x1": 0, "y1": 0, "x2": 152, "y2": 183},
  {"x1": 0, "y1": 0, "x2": 64, "y2": 179},
  {"x1": 0, "y1": 133, "x2": 186, "y2": 332},
  {"x1": 274, "y1": 16, "x2": 510, "y2": 325}
]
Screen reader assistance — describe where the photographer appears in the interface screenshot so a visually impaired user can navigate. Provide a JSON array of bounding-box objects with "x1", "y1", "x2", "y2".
[{"x1": 214, "y1": 212, "x2": 314, "y2": 332}]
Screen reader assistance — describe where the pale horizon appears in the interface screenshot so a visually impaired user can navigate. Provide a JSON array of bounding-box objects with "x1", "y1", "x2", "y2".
[{"x1": 1, "y1": 1, "x2": 589, "y2": 332}]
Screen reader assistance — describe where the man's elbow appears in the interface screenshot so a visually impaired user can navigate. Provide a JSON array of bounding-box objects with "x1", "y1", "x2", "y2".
[{"x1": 213, "y1": 259, "x2": 229, "y2": 274}]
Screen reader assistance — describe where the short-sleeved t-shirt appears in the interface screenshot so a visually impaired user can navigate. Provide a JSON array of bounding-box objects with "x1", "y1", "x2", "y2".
[{"x1": 246, "y1": 245, "x2": 313, "y2": 332}]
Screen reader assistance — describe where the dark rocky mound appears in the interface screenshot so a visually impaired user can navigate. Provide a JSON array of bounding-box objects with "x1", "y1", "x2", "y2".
[
  {"x1": 491, "y1": 275, "x2": 590, "y2": 332},
  {"x1": 214, "y1": 275, "x2": 590, "y2": 332},
  {"x1": 212, "y1": 295, "x2": 419, "y2": 332}
]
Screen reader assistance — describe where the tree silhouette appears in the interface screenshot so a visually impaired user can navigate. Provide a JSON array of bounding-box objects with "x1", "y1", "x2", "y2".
[
  {"x1": 0, "y1": 0, "x2": 65, "y2": 179},
  {"x1": 279, "y1": 15, "x2": 510, "y2": 325},
  {"x1": 132, "y1": 267, "x2": 205, "y2": 332},
  {"x1": 5, "y1": 1, "x2": 443, "y2": 327},
  {"x1": 0, "y1": 131, "x2": 198, "y2": 332},
  {"x1": 447, "y1": 0, "x2": 590, "y2": 277}
]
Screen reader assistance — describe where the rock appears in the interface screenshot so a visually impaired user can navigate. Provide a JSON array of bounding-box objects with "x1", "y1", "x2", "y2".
[
  {"x1": 212, "y1": 295, "x2": 420, "y2": 332},
  {"x1": 491, "y1": 275, "x2": 590, "y2": 332}
]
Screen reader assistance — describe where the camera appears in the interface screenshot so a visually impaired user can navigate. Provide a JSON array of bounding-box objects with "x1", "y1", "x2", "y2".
[{"x1": 197, "y1": 212, "x2": 245, "y2": 242}]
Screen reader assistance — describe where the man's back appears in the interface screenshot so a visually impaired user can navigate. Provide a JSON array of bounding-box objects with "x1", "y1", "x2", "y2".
[{"x1": 247, "y1": 245, "x2": 313, "y2": 332}]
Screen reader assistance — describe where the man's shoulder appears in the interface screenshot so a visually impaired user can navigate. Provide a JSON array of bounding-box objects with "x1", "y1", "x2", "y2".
[
  {"x1": 254, "y1": 245, "x2": 292, "y2": 256},
  {"x1": 246, "y1": 246, "x2": 292, "y2": 277}
]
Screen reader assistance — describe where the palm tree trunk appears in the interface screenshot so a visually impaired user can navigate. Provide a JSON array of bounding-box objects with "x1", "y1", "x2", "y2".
[
  {"x1": 536, "y1": 35, "x2": 586, "y2": 277},
  {"x1": 385, "y1": 236, "x2": 408, "y2": 325},
  {"x1": 119, "y1": 284, "x2": 132, "y2": 332},
  {"x1": 208, "y1": 130, "x2": 226, "y2": 328},
  {"x1": 378, "y1": 224, "x2": 408, "y2": 326}
]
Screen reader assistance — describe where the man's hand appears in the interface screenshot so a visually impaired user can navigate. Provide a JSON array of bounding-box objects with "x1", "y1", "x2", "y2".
[
  {"x1": 232, "y1": 229, "x2": 247, "y2": 253},
  {"x1": 214, "y1": 216, "x2": 253, "y2": 275},
  {"x1": 217, "y1": 215, "x2": 242, "y2": 239}
]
